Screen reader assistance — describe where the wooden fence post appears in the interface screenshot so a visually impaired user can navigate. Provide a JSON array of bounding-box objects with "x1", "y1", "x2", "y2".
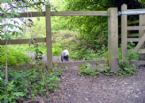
[
  {"x1": 121, "y1": 4, "x2": 127, "y2": 61},
  {"x1": 139, "y1": 15, "x2": 145, "y2": 37},
  {"x1": 108, "y1": 8, "x2": 119, "y2": 72},
  {"x1": 45, "y1": 5, "x2": 52, "y2": 70},
  {"x1": 139, "y1": 14, "x2": 145, "y2": 58}
]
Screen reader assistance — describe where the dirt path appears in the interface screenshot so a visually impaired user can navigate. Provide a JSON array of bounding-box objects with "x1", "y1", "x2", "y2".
[
  {"x1": 26, "y1": 53, "x2": 145, "y2": 103},
  {"x1": 48, "y1": 66, "x2": 145, "y2": 103}
]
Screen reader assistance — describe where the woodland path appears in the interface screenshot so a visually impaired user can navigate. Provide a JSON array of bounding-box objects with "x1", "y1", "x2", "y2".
[
  {"x1": 26, "y1": 52, "x2": 145, "y2": 103},
  {"x1": 48, "y1": 66, "x2": 145, "y2": 103}
]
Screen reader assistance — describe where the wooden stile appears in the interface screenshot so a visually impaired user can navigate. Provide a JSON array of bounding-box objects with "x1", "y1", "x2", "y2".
[{"x1": 127, "y1": 38, "x2": 139, "y2": 42}]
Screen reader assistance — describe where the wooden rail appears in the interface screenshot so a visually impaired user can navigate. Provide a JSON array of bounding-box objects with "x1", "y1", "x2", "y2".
[
  {"x1": 128, "y1": 34, "x2": 139, "y2": 37},
  {"x1": 0, "y1": 38, "x2": 46, "y2": 45},
  {"x1": 127, "y1": 26, "x2": 145, "y2": 30},
  {"x1": 51, "y1": 11, "x2": 108, "y2": 16},
  {"x1": 0, "y1": 11, "x2": 108, "y2": 18},
  {"x1": 127, "y1": 38, "x2": 139, "y2": 42},
  {"x1": 138, "y1": 49, "x2": 145, "y2": 54}
]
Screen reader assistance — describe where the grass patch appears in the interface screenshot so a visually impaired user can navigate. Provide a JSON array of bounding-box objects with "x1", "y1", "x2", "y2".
[{"x1": 79, "y1": 64, "x2": 99, "y2": 76}]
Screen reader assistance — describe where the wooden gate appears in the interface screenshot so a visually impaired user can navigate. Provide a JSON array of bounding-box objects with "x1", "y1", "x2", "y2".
[{"x1": 121, "y1": 4, "x2": 145, "y2": 65}]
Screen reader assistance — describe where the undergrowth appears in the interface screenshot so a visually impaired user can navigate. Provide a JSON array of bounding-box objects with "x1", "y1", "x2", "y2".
[
  {"x1": 0, "y1": 68, "x2": 61, "y2": 103},
  {"x1": 117, "y1": 60, "x2": 137, "y2": 76},
  {"x1": 117, "y1": 49, "x2": 139, "y2": 76},
  {"x1": 0, "y1": 46, "x2": 30, "y2": 66},
  {"x1": 79, "y1": 63, "x2": 112, "y2": 76},
  {"x1": 79, "y1": 64, "x2": 99, "y2": 76},
  {"x1": 79, "y1": 61, "x2": 137, "y2": 77}
]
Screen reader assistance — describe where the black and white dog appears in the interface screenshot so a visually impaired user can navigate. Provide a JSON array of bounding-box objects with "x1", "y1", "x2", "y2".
[{"x1": 61, "y1": 49, "x2": 69, "y2": 62}]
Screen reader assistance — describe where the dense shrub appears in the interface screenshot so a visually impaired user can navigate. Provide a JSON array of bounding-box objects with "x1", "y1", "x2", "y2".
[
  {"x1": 0, "y1": 46, "x2": 30, "y2": 66},
  {"x1": 0, "y1": 68, "x2": 60, "y2": 102}
]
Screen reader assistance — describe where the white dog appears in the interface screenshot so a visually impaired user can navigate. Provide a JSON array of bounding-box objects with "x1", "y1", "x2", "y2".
[{"x1": 61, "y1": 49, "x2": 69, "y2": 62}]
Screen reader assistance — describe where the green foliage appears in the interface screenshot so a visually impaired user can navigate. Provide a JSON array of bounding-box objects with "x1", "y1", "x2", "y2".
[
  {"x1": 52, "y1": 43, "x2": 63, "y2": 56},
  {"x1": 0, "y1": 80, "x2": 25, "y2": 103},
  {"x1": 117, "y1": 50, "x2": 138, "y2": 76},
  {"x1": 64, "y1": 0, "x2": 112, "y2": 10},
  {"x1": 50, "y1": 0, "x2": 65, "y2": 11},
  {"x1": 127, "y1": 42, "x2": 136, "y2": 49},
  {"x1": 63, "y1": 0, "x2": 110, "y2": 51},
  {"x1": 79, "y1": 59, "x2": 137, "y2": 77},
  {"x1": 119, "y1": 47, "x2": 139, "y2": 61},
  {"x1": 79, "y1": 63, "x2": 112, "y2": 76},
  {"x1": 95, "y1": 64, "x2": 110, "y2": 73},
  {"x1": 0, "y1": 70, "x2": 25, "y2": 103},
  {"x1": 52, "y1": 30, "x2": 78, "y2": 56},
  {"x1": 0, "y1": 46, "x2": 30, "y2": 66},
  {"x1": 66, "y1": 16, "x2": 108, "y2": 51},
  {"x1": 50, "y1": 0, "x2": 112, "y2": 60},
  {"x1": 0, "y1": 68, "x2": 60, "y2": 102},
  {"x1": 0, "y1": 0, "x2": 50, "y2": 40},
  {"x1": 118, "y1": 60, "x2": 137, "y2": 76},
  {"x1": 52, "y1": 17, "x2": 69, "y2": 32},
  {"x1": 0, "y1": 1, "x2": 22, "y2": 39},
  {"x1": 79, "y1": 64, "x2": 98, "y2": 76},
  {"x1": 127, "y1": 50, "x2": 139, "y2": 60},
  {"x1": 71, "y1": 44, "x2": 107, "y2": 60},
  {"x1": 24, "y1": 18, "x2": 46, "y2": 38},
  {"x1": 1, "y1": 0, "x2": 49, "y2": 11},
  {"x1": 71, "y1": 48, "x2": 98, "y2": 60},
  {"x1": 46, "y1": 72, "x2": 60, "y2": 92}
]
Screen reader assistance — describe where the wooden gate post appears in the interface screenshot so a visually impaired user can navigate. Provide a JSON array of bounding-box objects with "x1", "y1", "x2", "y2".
[
  {"x1": 139, "y1": 15, "x2": 145, "y2": 58},
  {"x1": 45, "y1": 5, "x2": 52, "y2": 70},
  {"x1": 108, "y1": 8, "x2": 119, "y2": 72},
  {"x1": 139, "y1": 15, "x2": 145, "y2": 37},
  {"x1": 121, "y1": 4, "x2": 127, "y2": 61}
]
